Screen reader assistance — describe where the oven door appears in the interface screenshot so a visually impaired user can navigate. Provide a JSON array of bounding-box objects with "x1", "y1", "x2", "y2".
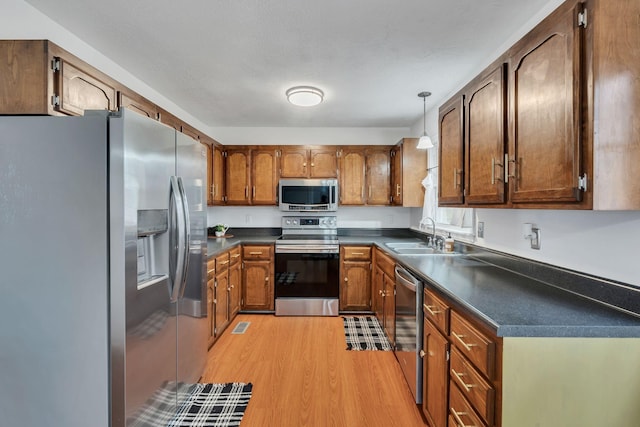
[{"x1": 274, "y1": 248, "x2": 340, "y2": 316}]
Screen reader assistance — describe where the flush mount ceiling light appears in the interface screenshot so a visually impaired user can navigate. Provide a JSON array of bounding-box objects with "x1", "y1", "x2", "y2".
[
  {"x1": 286, "y1": 86, "x2": 324, "y2": 107},
  {"x1": 417, "y1": 91, "x2": 434, "y2": 149}
]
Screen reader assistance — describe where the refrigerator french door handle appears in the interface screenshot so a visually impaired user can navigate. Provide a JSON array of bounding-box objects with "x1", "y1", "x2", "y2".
[
  {"x1": 177, "y1": 176, "x2": 191, "y2": 298},
  {"x1": 169, "y1": 176, "x2": 187, "y2": 302}
]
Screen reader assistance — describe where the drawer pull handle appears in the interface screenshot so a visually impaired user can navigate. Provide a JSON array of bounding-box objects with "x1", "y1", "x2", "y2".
[
  {"x1": 207, "y1": 268, "x2": 216, "y2": 274},
  {"x1": 249, "y1": 251, "x2": 263, "y2": 255},
  {"x1": 451, "y1": 369, "x2": 475, "y2": 393},
  {"x1": 423, "y1": 304, "x2": 442, "y2": 316},
  {"x1": 351, "y1": 252, "x2": 365, "y2": 255},
  {"x1": 231, "y1": 254, "x2": 240, "y2": 258},
  {"x1": 219, "y1": 260, "x2": 229, "y2": 265},
  {"x1": 452, "y1": 331, "x2": 477, "y2": 351},
  {"x1": 451, "y1": 407, "x2": 476, "y2": 427}
]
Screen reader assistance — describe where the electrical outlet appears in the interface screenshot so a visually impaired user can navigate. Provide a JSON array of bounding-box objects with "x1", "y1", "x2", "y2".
[{"x1": 477, "y1": 221, "x2": 484, "y2": 238}]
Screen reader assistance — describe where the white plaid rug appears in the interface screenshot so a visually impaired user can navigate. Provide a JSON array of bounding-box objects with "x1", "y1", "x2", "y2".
[
  {"x1": 129, "y1": 382, "x2": 252, "y2": 427},
  {"x1": 343, "y1": 316, "x2": 392, "y2": 351}
]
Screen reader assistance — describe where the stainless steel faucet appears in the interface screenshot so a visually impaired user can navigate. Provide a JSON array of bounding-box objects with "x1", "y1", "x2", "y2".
[{"x1": 422, "y1": 217, "x2": 436, "y2": 247}]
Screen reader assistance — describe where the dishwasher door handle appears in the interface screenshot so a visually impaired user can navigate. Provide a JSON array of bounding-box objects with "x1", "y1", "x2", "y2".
[{"x1": 395, "y1": 265, "x2": 420, "y2": 292}]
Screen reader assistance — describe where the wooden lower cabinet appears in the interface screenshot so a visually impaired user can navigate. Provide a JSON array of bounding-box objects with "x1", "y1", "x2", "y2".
[
  {"x1": 241, "y1": 245, "x2": 274, "y2": 311},
  {"x1": 339, "y1": 246, "x2": 372, "y2": 311},
  {"x1": 373, "y1": 247, "x2": 396, "y2": 345},
  {"x1": 421, "y1": 316, "x2": 449, "y2": 427},
  {"x1": 207, "y1": 246, "x2": 242, "y2": 348}
]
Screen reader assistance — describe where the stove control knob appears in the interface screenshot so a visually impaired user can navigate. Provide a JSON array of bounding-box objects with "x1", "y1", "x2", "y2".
[{"x1": 285, "y1": 219, "x2": 291, "y2": 225}]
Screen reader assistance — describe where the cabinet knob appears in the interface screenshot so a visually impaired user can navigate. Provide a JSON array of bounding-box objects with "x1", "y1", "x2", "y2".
[
  {"x1": 419, "y1": 350, "x2": 426, "y2": 358},
  {"x1": 265, "y1": 276, "x2": 269, "y2": 282},
  {"x1": 344, "y1": 277, "x2": 348, "y2": 282}
]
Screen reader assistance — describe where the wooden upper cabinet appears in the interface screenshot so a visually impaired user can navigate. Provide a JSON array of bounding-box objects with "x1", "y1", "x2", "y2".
[
  {"x1": 54, "y1": 56, "x2": 117, "y2": 116},
  {"x1": 205, "y1": 142, "x2": 214, "y2": 206},
  {"x1": 310, "y1": 147, "x2": 338, "y2": 178},
  {"x1": 439, "y1": 95, "x2": 465, "y2": 205},
  {"x1": 212, "y1": 145, "x2": 225, "y2": 205},
  {"x1": 465, "y1": 63, "x2": 508, "y2": 205},
  {"x1": 365, "y1": 148, "x2": 392, "y2": 205},
  {"x1": 251, "y1": 147, "x2": 278, "y2": 205},
  {"x1": 0, "y1": 40, "x2": 117, "y2": 116},
  {"x1": 279, "y1": 147, "x2": 309, "y2": 178},
  {"x1": 279, "y1": 146, "x2": 337, "y2": 178},
  {"x1": 338, "y1": 147, "x2": 366, "y2": 205},
  {"x1": 391, "y1": 138, "x2": 427, "y2": 207},
  {"x1": 508, "y1": 0, "x2": 585, "y2": 204},
  {"x1": 118, "y1": 90, "x2": 160, "y2": 120},
  {"x1": 225, "y1": 148, "x2": 250, "y2": 205}
]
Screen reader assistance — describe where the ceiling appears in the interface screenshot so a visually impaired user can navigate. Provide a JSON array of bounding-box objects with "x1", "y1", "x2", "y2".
[{"x1": 26, "y1": 0, "x2": 552, "y2": 128}]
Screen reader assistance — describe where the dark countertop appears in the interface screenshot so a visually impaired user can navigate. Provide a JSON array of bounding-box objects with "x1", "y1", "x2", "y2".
[{"x1": 206, "y1": 231, "x2": 640, "y2": 338}]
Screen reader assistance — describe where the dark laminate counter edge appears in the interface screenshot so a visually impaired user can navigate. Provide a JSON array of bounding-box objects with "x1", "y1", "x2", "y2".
[{"x1": 206, "y1": 232, "x2": 640, "y2": 338}]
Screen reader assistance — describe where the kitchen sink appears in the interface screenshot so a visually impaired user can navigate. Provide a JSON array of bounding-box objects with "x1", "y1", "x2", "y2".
[
  {"x1": 385, "y1": 242, "x2": 430, "y2": 249},
  {"x1": 385, "y1": 241, "x2": 458, "y2": 255},
  {"x1": 392, "y1": 247, "x2": 437, "y2": 255}
]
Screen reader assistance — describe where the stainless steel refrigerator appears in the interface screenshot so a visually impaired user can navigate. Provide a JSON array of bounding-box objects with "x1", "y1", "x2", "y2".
[{"x1": 0, "y1": 109, "x2": 208, "y2": 427}]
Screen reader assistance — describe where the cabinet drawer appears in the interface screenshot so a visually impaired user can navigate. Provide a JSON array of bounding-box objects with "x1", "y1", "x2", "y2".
[
  {"x1": 207, "y1": 258, "x2": 216, "y2": 280},
  {"x1": 229, "y1": 246, "x2": 241, "y2": 265},
  {"x1": 449, "y1": 381, "x2": 488, "y2": 427},
  {"x1": 375, "y1": 247, "x2": 395, "y2": 278},
  {"x1": 450, "y1": 311, "x2": 495, "y2": 379},
  {"x1": 242, "y1": 245, "x2": 273, "y2": 260},
  {"x1": 423, "y1": 288, "x2": 450, "y2": 334},
  {"x1": 450, "y1": 348, "x2": 494, "y2": 424},
  {"x1": 215, "y1": 252, "x2": 230, "y2": 271},
  {"x1": 342, "y1": 246, "x2": 371, "y2": 260}
]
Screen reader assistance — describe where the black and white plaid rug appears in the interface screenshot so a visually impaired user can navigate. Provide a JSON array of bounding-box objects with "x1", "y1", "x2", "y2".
[
  {"x1": 129, "y1": 381, "x2": 252, "y2": 427},
  {"x1": 343, "y1": 316, "x2": 392, "y2": 351}
]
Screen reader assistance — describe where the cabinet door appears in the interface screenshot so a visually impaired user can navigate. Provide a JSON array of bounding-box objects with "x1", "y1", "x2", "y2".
[
  {"x1": 365, "y1": 148, "x2": 391, "y2": 205},
  {"x1": 118, "y1": 91, "x2": 160, "y2": 120},
  {"x1": 508, "y1": 1, "x2": 584, "y2": 204},
  {"x1": 214, "y1": 270, "x2": 229, "y2": 337},
  {"x1": 228, "y1": 262, "x2": 241, "y2": 318},
  {"x1": 55, "y1": 57, "x2": 117, "y2": 116},
  {"x1": 207, "y1": 279, "x2": 215, "y2": 348},
  {"x1": 310, "y1": 148, "x2": 338, "y2": 178},
  {"x1": 422, "y1": 318, "x2": 450, "y2": 427},
  {"x1": 338, "y1": 148, "x2": 366, "y2": 205},
  {"x1": 465, "y1": 64, "x2": 508, "y2": 205},
  {"x1": 391, "y1": 144, "x2": 403, "y2": 205},
  {"x1": 373, "y1": 265, "x2": 385, "y2": 327},
  {"x1": 279, "y1": 148, "x2": 309, "y2": 178},
  {"x1": 225, "y1": 149, "x2": 250, "y2": 205},
  {"x1": 439, "y1": 95, "x2": 465, "y2": 205},
  {"x1": 242, "y1": 260, "x2": 274, "y2": 311},
  {"x1": 205, "y1": 143, "x2": 214, "y2": 206},
  {"x1": 340, "y1": 261, "x2": 371, "y2": 311},
  {"x1": 383, "y1": 274, "x2": 395, "y2": 346},
  {"x1": 251, "y1": 148, "x2": 278, "y2": 205},
  {"x1": 212, "y1": 145, "x2": 225, "y2": 204}
]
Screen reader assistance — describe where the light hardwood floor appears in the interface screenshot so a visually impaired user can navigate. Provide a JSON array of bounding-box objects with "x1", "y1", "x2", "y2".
[{"x1": 202, "y1": 314, "x2": 427, "y2": 427}]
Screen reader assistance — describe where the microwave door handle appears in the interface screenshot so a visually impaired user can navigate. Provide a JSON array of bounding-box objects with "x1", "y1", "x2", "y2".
[
  {"x1": 169, "y1": 176, "x2": 186, "y2": 303},
  {"x1": 177, "y1": 177, "x2": 190, "y2": 299}
]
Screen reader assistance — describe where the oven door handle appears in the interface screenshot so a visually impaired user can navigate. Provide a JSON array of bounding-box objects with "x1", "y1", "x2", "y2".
[
  {"x1": 276, "y1": 245, "x2": 339, "y2": 254},
  {"x1": 395, "y1": 265, "x2": 420, "y2": 292}
]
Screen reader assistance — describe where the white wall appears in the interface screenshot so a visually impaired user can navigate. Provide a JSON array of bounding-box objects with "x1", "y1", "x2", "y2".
[
  {"x1": 209, "y1": 126, "x2": 409, "y2": 146},
  {"x1": 208, "y1": 206, "x2": 412, "y2": 229},
  {"x1": 1, "y1": 0, "x2": 209, "y2": 133}
]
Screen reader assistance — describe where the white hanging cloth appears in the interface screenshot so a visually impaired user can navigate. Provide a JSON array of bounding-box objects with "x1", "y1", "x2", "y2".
[{"x1": 421, "y1": 171, "x2": 437, "y2": 223}]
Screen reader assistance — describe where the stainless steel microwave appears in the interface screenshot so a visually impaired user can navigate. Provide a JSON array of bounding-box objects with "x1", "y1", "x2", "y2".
[{"x1": 278, "y1": 178, "x2": 338, "y2": 212}]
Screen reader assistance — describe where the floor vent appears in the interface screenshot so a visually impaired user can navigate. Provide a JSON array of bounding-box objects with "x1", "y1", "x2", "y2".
[{"x1": 231, "y1": 321, "x2": 250, "y2": 334}]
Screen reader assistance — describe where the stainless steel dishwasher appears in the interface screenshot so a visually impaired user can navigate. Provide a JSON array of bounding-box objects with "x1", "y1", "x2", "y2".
[{"x1": 394, "y1": 265, "x2": 424, "y2": 404}]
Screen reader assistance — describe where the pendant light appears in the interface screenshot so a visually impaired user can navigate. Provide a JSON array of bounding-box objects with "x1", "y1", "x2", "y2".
[{"x1": 417, "y1": 91, "x2": 434, "y2": 149}]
